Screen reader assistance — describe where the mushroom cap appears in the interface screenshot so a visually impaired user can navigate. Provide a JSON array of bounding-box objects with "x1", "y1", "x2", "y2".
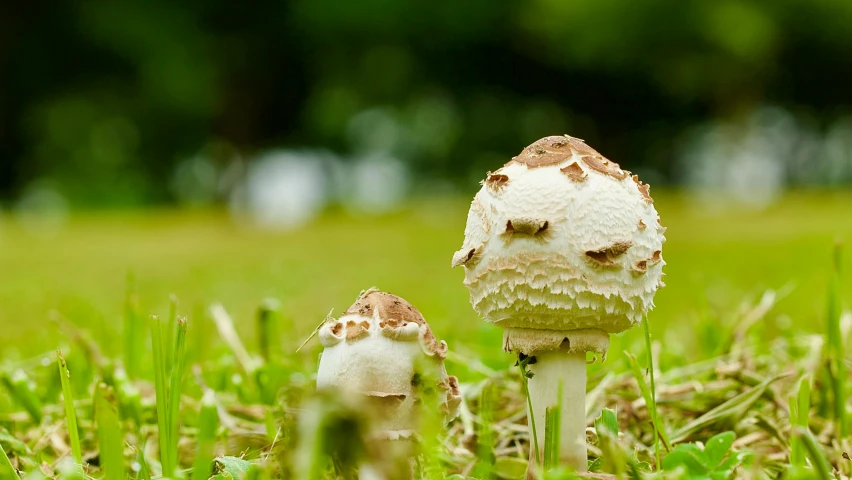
[
  {"x1": 453, "y1": 135, "x2": 665, "y2": 337},
  {"x1": 316, "y1": 289, "x2": 461, "y2": 429}
]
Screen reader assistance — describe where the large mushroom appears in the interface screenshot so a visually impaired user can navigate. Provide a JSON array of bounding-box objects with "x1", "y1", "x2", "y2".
[
  {"x1": 315, "y1": 289, "x2": 462, "y2": 475},
  {"x1": 452, "y1": 135, "x2": 665, "y2": 473}
]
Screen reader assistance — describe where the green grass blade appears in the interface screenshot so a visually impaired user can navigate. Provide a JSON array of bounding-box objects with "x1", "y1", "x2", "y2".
[
  {"x1": 543, "y1": 408, "x2": 556, "y2": 471},
  {"x1": 0, "y1": 446, "x2": 16, "y2": 479},
  {"x1": 671, "y1": 373, "x2": 787, "y2": 443},
  {"x1": 124, "y1": 272, "x2": 143, "y2": 379},
  {"x1": 625, "y1": 352, "x2": 670, "y2": 453},
  {"x1": 257, "y1": 299, "x2": 282, "y2": 363},
  {"x1": 165, "y1": 295, "x2": 179, "y2": 376},
  {"x1": 1, "y1": 370, "x2": 43, "y2": 424},
  {"x1": 56, "y1": 351, "x2": 82, "y2": 465},
  {"x1": 95, "y1": 383, "x2": 125, "y2": 479},
  {"x1": 543, "y1": 380, "x2": 562, "y2": 471},
  {"x1": 795, "y1": 427, "x2": 833, "y2": 480},
  {"x1": 789, "y1": 374, "x2": 811, "y2": 467},
  {"x1": 150, "y1": 315, "x2": 174, "y2": 477},
  {"x1": 263, "y1": 408, "x2": 277, "y2": 443},
  {"x1": 135, "y1": 445, "x2": 152, "y2": 480},
  {"x1": 594, "y1": 408, "x2": 626, "y2": 476},
  {"x1": 244, "y1": 464, "x2": 261, "y2": 480},
  {"x1": 471, "y1": 383, "x2": 495, "y2": 478},
  {"x1": 114, "y1": 368, "x2": 143, "y2": 428},
  {"x1": 192, "y1": 389, "x2": 219, "y2": 480},
  {"x1": 519, "y1": 358, "x2": 541, "y2": 470},
  {"x1": 594, "y1": 408, "x2": 618, "y2": 437},
  {"x1": 642, "y1": 316, "x2": 666, "y2": 468},
  {"x1": 168, "y1": 317, "x2": 188, "y2": 474},
  {"x1": 825, "y1": 242, "x2": 846, "y2": 438}
]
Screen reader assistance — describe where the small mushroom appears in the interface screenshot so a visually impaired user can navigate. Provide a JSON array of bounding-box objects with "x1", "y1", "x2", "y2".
[
  {"x1": 453, "y1": 135, "x2": 666, "y2": 474},
  {"x1": 316, "y1": 289, "x2": 461, "y2": 475}
]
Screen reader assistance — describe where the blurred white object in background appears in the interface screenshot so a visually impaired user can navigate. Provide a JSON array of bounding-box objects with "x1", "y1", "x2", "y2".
[
  {"x1": 14, "y1": 181, "x2": 69, "y2": 237},
  {"x1": 340, "y1": 107, "x2": 411, "y2": 213},
  {"x1": 679, "y1": 107, "x2": 791, "y2": 209},
  {"x1": 346, "y1": 154, "x2": 410, "y2": 213},
  {"x1": 230, "y1": 150, "x2": 330, "y2": 230},
  {"x1": 821, "y1": 118, "x2": 852, "y2": 186},
  {"x1": 230, "y1": 146, "x2": 413, "y2": 229},
  {"x1": 679, "y1": 106, "x2": 852, "y2": 210}
]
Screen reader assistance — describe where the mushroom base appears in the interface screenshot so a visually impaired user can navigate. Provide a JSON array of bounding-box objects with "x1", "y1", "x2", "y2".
[{"x1": 502, "y1": 327, "x2": 609, "y2": 358}]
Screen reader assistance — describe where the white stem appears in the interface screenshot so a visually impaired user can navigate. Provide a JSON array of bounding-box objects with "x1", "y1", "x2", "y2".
[{"x1": 526, "y1": 350, "x2": 587, "y2": 472}]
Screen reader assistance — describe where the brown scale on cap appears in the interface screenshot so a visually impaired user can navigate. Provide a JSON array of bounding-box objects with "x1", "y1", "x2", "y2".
[
  {"x1": 345, "y1": 319, "x2": 370, "y2": 340},
  {"x1": 438, "y1": 376, "x2": 462, "y2": 416},
  {"x1": 378, "y1": 316, "x2": 406, "y2": 330},
  {"x1": 581, "y1": 155, "x2": 627, "y2": 180},
  {"x1": 445, "y1": 376, "x2": 460, "y2": 396},
  {"x1": 632, "y1": 260, "x2": 648, "y2": 275},
  {"x1": 632, "y1": 175, "x2": 653, "y2": 203},
  {"x1": 508, "y1": 135, "x2": 602, "y2": 168},
  {"x1": 638, "y1": 220, "x2": 647, "y2": 231},
  {"x1": 504, "y1": 218, "x2": 549, "y2": 237},
  {"x1": 420, "y1": 328, "x2": 448, "y2": 359},
  {"x1": 585, "y1": 241, "x2": 632, "y2": 266},
  {"x1": 650, "y1": 250, "x2": 662, "y2": 264},
  {"x1": 484, "y1": 173, "x2": 510, "y2": 191},
  {"x1": 560, "y1": 162, "x2": 588, "y2": 182}
]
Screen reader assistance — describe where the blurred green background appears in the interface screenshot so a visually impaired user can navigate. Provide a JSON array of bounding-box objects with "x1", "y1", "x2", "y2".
[{"x1": 1, "y1": 1, "x2": 851, "y2": 360}]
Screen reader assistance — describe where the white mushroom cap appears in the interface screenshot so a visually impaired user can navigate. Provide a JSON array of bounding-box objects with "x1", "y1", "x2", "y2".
[
  {"x1": 316, "y1": 289, "x2": 461, "y2": 434},
  {"x1": 453, "y1": 135, "x2": 666, "y2": 355}
]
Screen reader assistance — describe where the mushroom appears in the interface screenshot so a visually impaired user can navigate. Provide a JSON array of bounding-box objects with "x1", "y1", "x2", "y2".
[
  {"x1": 453, "y1": 135, "x2": 665, "y2": 473},
  {"x1": 315, "y1": 289, "x2": 462, "y2": 475}
]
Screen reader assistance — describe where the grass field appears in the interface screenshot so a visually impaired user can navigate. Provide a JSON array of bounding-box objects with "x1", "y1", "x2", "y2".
[
  {"x1": 2, "y1": 191, "x2": 850, "y2": 362},
  {"x1": 0, "y1": 190, "x2": 850, "y2": 478}
]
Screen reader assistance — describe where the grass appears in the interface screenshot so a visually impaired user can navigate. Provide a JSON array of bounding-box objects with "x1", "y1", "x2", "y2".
[
  {"x1": 0, "y1": 191, "x2": 850, "y2": 478},
  {"x1": 543, "y1": 382, "x2": 562, "y2": 472},
  {"x1": 641, "y1": 317, "x2": 666, "y2": 468},
  {"x1": 518, "y1": 355, "x2": 541, "y2": 470},
  {"x1": 150, "y1": 315, "x2": 173, "y2": 477},
  {"x1": 2, "y1": 191, "x2": 852, "y2": 362},
  {"x1": 0, "y1": 446, "x2": 16, "y2": 478},
  {"x1": 825, "y1": 243, "x2": 847, "y2": 439},
  {"x1": 150, "y1": 314, "x2": 188, "y2": 478},
  {"x1": 56, "y1": 351, "x2": 82, "y2": 466},
  {"x1": 192, "y1": 389, "x2": 219, "y2": 478},
  {"x1": 94, "y1": 383, "x2": 125, "y2": 479},
  {"x1": 789, "y1": 374, "x2": 811, "y2": 468}
]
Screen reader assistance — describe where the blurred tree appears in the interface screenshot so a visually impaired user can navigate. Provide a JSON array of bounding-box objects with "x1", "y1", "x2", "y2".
[{"x1": 1, "y1": 0, "x2": 851, "y2": 205}]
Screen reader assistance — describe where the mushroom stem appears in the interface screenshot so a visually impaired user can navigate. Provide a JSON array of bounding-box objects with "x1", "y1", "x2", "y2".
[{"x1": 526, "y1": 350, "x2": 587, "y2": 473}]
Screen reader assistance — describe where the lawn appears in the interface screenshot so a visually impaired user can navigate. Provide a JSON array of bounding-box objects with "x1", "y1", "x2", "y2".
[
  {"x1": 2, "y1": 191, "x2": 850, "y2": 362},
  {"x1": 0, "y1": 190, "x2": 850, "y2": 478}
]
